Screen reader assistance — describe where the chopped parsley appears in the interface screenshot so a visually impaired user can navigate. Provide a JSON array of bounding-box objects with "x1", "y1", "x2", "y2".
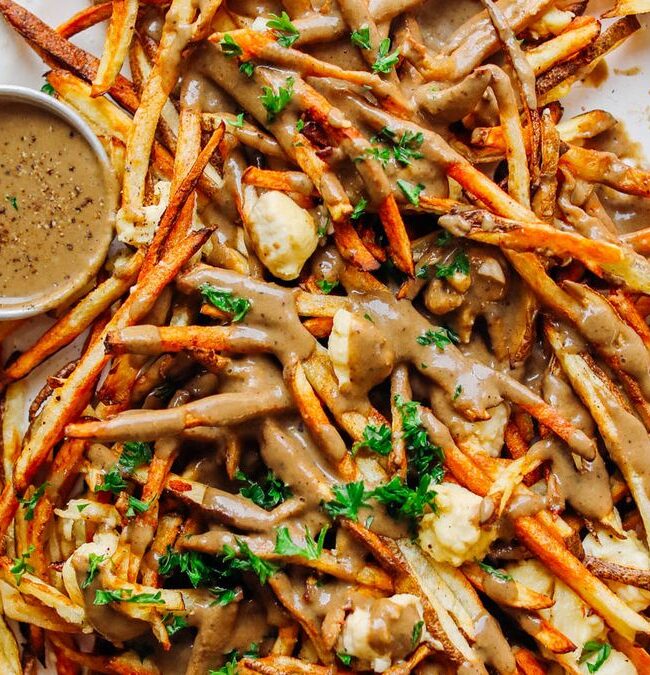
[
  {"x1": 394, "y1": 395, "x2": 444, "y2": 477},
  {"x1": 163, "y1": 613, "x2": 188, "y2": 637},
  {"x1": 209, "y1": 655, "x2": 238, "y2": 675},
  {"x1": 315, "y1": 279, "x2": 338, "y2": 294},
  {"x1": 372, "y1": 37, "x2": 399, "y2": 73},
  {"x1": 126, "y1": 495, "x2": 150, "y2": 518},
  {"x1": 436, "y1": 230, "x2": 452, "y2": 246},
  {"x1": 119, "y1": 441, "x2": 153, "y2": 473},
  {"x1": 76, "y1": 503, "x2": 90, "y2": 512},
  {"x1": 200, "y1": 284, "x2": 251, "y2": 322},
  {"x1": 357, "y1": 145, "x2": 391, "y2": 166},
  {"x1": 267, "y1": 11, "x2": 300, "y2": 48},
  {"x1": 40, "y1": 82, "x2": 55, "y2": 96},
  {"x1": 453, "y1": 385, "x2": 463, "y2": 400},
  {"x1": 337, "y1": 652, "x2": 353, "y2": 666},
  {"x1": 240, "y1": 61, "x2": 255, "y2": 77},
  {"x1": 19, "y1": 482, "x2": 47, "y2": 521},
  {"x1": 392, "y1": 130, "x2": 424, "y2": 166},
  {"x1": 228, "y1": 112, "x2": 245, "y2": 128},
  {"x1": 260, "y1": 76, "x2": 294, "y2": 122},
  {"x1": 158, "y1": 547, "x2": 221, "y2": 588},
  {"x1": 322, "y1": 482, "x2": 372, "y2": 521},
  {"x1": 412, "y1": 620, "x2": 424, "y2": 647},
  {"x1": 274, "y1": 525, "x2": 328, "y2": 560},
  {"x1": 579, "y1": 641, "x2": 611, "y2": 673},
  {"x1": 5, "y1": 195, "x2": 18, "y2": 211},
  {"x1": 478, "y1": 562, "x2": 512, "y2": 582},
  {"x1": 416, "y1": 327, "x2": 459, "y2": 349},
  {"x1": 397, "y1": 179, "x2": 424, "y2": 206},
  {"x1": 10, "y1": 545, "x2": 35, "y2": 585},
  {"x1": 434, "y1": 251, "x2": 470, "y2": 279},
  {"x1": 235, "y1": 470, "x2": 292, "y2": 510},
  {"x1": 94, "y1": 466, "x2": 127, "y2": 494},
  {"x1": 371, "y1": 473, "x2": 439, "y2": 526},
  {"x1": 222, "y1": 538, "x2": 279, "y2": 584},
  {"x1": 94, "y1": 589, "x2": 164, "y2": 605},
  {"x1": 317, "y1": 213, "x2": 330, "y2": 237},
  {"x1": 350, "y1": 26, "x2": 371, "y2": 50},
  {"x1": 210, "y1": 586, "x2": 237, "y2": 606},
  {"x1": 220, "y1": 33, "x2": 242, "y2": 57},
  {"x1": 415, "y1": 265, "x2": 429, "y2": 279},
  {"x1": 296, "y1": 118, "x2": 305, "y2": 132},
  {"x1": 350, "y1": 196, "x2": 367, "y2": 220},
  {"x1": 81, "y1": 553, "x2": 106, "y2": 589},
  {"x1": 352, "y1": 423, "x2": 392, "y2": 456}
]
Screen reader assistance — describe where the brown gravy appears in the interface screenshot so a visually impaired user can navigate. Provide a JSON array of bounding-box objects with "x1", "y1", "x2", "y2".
[{"x1": 0, "y1": 101, "x2": 114, "y2": 313}]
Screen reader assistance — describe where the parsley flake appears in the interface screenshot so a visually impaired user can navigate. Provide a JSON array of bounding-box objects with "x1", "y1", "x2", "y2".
[
  {"x1": 94, "y1": 467, "x2": 127, "y2": 494},
  {"x1": 200, "y1": 284, "x2": 251, "y2": 322},
  {"x1": 210, "y1": 586, "x2": 237, "y2": 606},
  {"x1": 163, "y1": 613, "x2": 188, "y2": 637},
  {"x1": 323, "y1": 482, "x2": 372, "y2": 521},
  {"x1": 126, "y1": 495, "x2": 150, "y2": 518},
  {"x1": 222, "y1": 538, "x2": 279, "y2": 584},
  {"x1": 235, "y1": 470, "x2": 292, "y2": 510},
  {"x1": 350, "y1": 196, "x2": 367, "y2": 220},
  {"x1": 394, "y1": 395, "x2": 444, "y2": 476},
  {"x1": 352, "y1": 423, "x2": 392, "y2": 456},
  {"x1": 274, "y1": 525, "x2": 328, "y2": 560},
  {"x1": 19, "y1": 482, "x2": 47, "y2": 521},
  {"x1": 5, "y1": 195, "x2": 18, "y2": 211},
  {"x1": 478, "y1": 562, "x2": 512, "y2": 582},
  {"x1": 453, "y1": 384, "x2": 463, "y2": 400},
  {"x1": 579, "y1": 641, "x2": 611, "y2": 673},
  {"x1": 415, "y1": 265, "x2": 429, "y2": 279},
  {"x1": 220, "y1": 34, "x2": 242, "y2": 57},
  {"x1": 371, "y1": 473, "x2": 439, "y2": 526},
  {"x1": 397, "y1": 179, "x2": 424, "y2": 206},
  {"x1": 94, "y1": 589, "x2": 164, "y2": 605},
  {"x1": 82, "y1": 553, "x2": 106, "y2": 589},
  {"x1": 434, "y1": 251, "x2": 470, "y2": 279},
  {"x1": 372, "y1": 37, "x2": 399, "y2": 73},
  {"x1": 228, "y1": 112, "x2": 245, "y2": 128},
  {"x1": 119, "y1": 441, "x2": 152, "y2": 473},
  {"x1": 10, "y1": 546, "x2": 35, "y2": 585},
  {"x1": 416, "y1": 327, "x2": 459, "y2": 349},
  {"x1": 350, "y1": 26, "x2": 371, "y2": 50},
  {"x1": 337, "y1": 652, "x2": 353, "y2": 666},
  {"x1": 412, "y1": 619, "x2": 424, "y2": 646},
  {"x1": 240, "y1": 61, "x2": 255, "y2": 77},
  {"x1": 266, "y1": 12, "x2": 300, "y2": 48},
  {"x1": 315, "y1": 279, "x2": 338, "y2": 294},
  {"x1": 260, "y1": 77, "x2": 294, "y2": 122},
  {"x1": 40, "y1": 82, "x2": 55, "y2": 96}
]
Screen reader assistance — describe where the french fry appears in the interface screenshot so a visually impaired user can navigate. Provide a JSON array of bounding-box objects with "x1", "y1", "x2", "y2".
[
  {"x1": 0, "y1": 613, "x2": 21, "y2": 675},
  {"x1": 602, "y1": 0, "x2": 650, "y2": 17},
  {"x1": 92, "y1": 0, "x2": 139, "y2": 97}
]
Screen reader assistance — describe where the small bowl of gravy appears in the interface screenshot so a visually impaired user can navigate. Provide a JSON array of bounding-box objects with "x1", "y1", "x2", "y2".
[{"x1": 0, "y1": 85, "x2": 117, "y2": 319}]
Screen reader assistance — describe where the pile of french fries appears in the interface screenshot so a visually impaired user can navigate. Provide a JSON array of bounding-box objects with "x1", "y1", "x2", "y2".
[{"x1": 2, "y1": 0, "x2": 650, "y2": 672}]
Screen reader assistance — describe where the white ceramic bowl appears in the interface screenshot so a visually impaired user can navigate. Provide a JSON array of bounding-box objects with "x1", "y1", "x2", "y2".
[{"x1": 0, "y1": 85, "x2": 115, "y2": 319}]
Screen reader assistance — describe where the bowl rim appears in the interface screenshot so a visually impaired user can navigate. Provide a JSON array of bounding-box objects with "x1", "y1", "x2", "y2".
[{"x1": 0, "y1": 85, "x2": 116, "y2": 320}]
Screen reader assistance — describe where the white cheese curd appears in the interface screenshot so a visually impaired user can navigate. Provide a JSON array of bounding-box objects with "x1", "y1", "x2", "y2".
[
  {"x1": 418, "y1": 483, "x2": 496, "y2": 566},
  {"x1": 338, "y1": 594, "x2": 428, "y2": 673},
  {"x1": 246, "y1": 190, "x2": 318, "y2": 280},
  {"x1": 583, "y1": 529, "x2": 650, "y2": 611}
]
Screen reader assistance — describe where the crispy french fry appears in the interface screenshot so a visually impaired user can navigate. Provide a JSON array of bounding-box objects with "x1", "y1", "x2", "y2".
[{"x1": 602, "y1": 0, "x2": 650, "y2": 17}]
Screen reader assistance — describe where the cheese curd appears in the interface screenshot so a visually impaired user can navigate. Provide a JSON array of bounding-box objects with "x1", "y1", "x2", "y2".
[
  {"x1": 507, "y1": 560, "x2": 636, "y2": 674},
  {"x1": 337, "y1": 594, "x2": 427, "y2": 673},
  {"x1": 246, "y1": 190, "x2": 318, "y2": 280},
  {"x1": 583, "y1": 530, "x2": 650, "y2": 611},
  {"x1": 328, "y1": 309, "x2": 395, "y2": 395},
  {"x1": 418, "y1": 483, "x2": 496, "y2": 566}
]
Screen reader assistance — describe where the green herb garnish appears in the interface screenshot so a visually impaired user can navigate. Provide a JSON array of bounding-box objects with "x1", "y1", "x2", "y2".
[
  {"x1": 371, "y1": 473, "x2": 439, "y2": 525},
  {"x1": 94, "y1": 467, "x2": 127, "y2": 494},
  {"x1": 434, "y1": 251, "x2": 470, "y2": 279},
  {"x1": 235, "y1": 470, "x2": 292, "y2": 510},
  {"x1": 352, "y1": 423, "x2": 392, "y2": 456},
  {"x1": 350, "y1": 26, "x2": 371, "y2": 50},
  {"x1": 260, "y1": 76, "x2": 294, "y2": 122},
  {"x1": 40, "y1": 82, "x2": 55, "y2": 96},
  {"x1": 315, "y1": 279, "x2": 339, "y2": 294},
  {"x1": 350, "y1": 196, "x2": 367, "y2": 220},
  {"x1": 19, "y1": 483, "x2": 47, "y2": 521},
  {"x1": 119, "y1": 441, "x2": 153, "y2": 473},
  {"x1": 579, "y1": 641, "x2": 611, "y2": 673},
  {"x1": 222, "y1": 539, "x2": 279, "y2": 584},
  {"x1": 453, "y1": 385, "x2": 463, "y2": 400},
  {"x1": 240, "y1": 61, "x2": 255, "y2": 77},
  {"x1": 394, "y1": 394, "x2": 445, "y2": 476},
  {"x1": 200, "y1": 284, "x2": 251, "y2": 322},
  {"x1": 81, "y1": 553, "x2": 106, "y2": 589},
  {"x1": 337, "y1": 652, "x2": 353, "y2": 666},
  {"x1": 5, "y1": 195, "x2": 18, "y2": 211},
  {"x1": 228, "y1": 112, "x2": 245, "y2": 128},
  {"x1": 397, "y1": 179, "x2": 424, "y2": 206},
  {"x1": 478, "y1": 562, "x2": 513, "y2": 582},
  {"x1": 220, "y1": 34, "x2": 242, "y2": 57},
  {"x1": 322, "y1": 482, "x2": 372, "y2": 521},
  {"x1": 163, "y1": 613, "x2": 188, "y2": 637},
  {"x1": 412, "y1": 619, "x2": 424, "y2": 646},
  {"x1": 416, "y1": 327, "x2": 459, "y2": 349},
  {"x1": 210, "y1": 586, "x2": 237, "y2": 606},
  {"x1": 372, "y1": 37, "x2": 399, "y2": 73},
  {"x1": 94, "y1": 589, "x2": 164, "y2": 605},
  {"x1": 415, "y1": 265, "x2": 429, "y2": 279},
  {"x1": 126, "y1": 495, "x2": 150, "y2": 518},
  {"x1": 274, "y1": 525, "x2": 328, "y2": 560},
  {"x1": 267, "y1": 11, "x2": 300, "y2": 48},
  {"x1": 10, "y1": 545, "x2": 35, "y2": 585}
]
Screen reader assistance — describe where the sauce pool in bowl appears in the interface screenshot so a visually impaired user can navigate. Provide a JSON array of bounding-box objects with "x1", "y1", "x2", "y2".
[{"x1": 0, "y1": 87, "x2": 116, "y2": 318}]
